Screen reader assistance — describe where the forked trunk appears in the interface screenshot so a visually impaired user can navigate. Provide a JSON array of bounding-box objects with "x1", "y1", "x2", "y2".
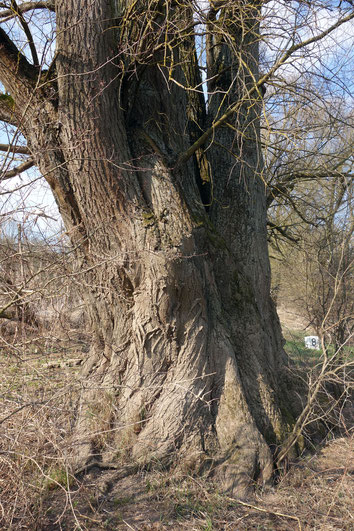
[{"x1": 2, "y1": 1, "x2": 302, "y2": 496}]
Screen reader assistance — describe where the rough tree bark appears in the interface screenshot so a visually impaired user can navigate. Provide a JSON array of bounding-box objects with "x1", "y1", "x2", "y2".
[{"x1": 0, "y1": 0, "x2": 302, "y2": 495}]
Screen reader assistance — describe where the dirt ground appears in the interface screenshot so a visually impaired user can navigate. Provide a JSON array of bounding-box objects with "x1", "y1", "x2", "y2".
[
  {"x1": 30, "y1": 435, "x2": 352, "y2": 530},
  {"x1": 277, "y1": 304, "x2": 313, "y2": 334},
  {"x1": 1, "y1": 321, "x2": 353, "y2": 530}
]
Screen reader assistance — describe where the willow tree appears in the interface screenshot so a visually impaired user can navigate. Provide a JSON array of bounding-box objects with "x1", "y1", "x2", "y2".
[{"x1": 0, "y1": 0, "x2": 353, "y2": 495}]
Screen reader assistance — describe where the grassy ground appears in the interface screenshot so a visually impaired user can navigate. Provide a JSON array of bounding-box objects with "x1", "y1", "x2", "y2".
[
  {"x1": 283, "y1": 328, "x2": 353, "y2": 367},
  {"x1": 284, "y1": 332, "x2": 321, "y2": 366},
  {"x1": 1, "y1": 327, "x2": 353, "y2": 530}
]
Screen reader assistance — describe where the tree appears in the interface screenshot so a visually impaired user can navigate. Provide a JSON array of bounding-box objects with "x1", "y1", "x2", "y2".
[
  {"x1": 270, "y1": 178, "x2": 353, "y2": 353},
  {"x1": 0, "y1": 0, "x2": 353, "y2": 496},
  {"x1": 264, "y1": 82, "x2": 353, "y2": 350},
  {"x1": 265, "y1": 82, "x2": 353, "y2": 246}
]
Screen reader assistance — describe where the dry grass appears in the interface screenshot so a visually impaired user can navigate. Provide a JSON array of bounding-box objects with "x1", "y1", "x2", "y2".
[
  {"x1": 32, "y1": 436, "x2": 353, "y2": 530},
  {"x1": 0, "y1": 322, "x2": 353, "y2": 530},
  {"x1": 0, "y1": 329, "x2": 84, "y2": 529}
]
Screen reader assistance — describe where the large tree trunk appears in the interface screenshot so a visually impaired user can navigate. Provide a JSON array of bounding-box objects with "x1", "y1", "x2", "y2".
[{"x1": 0, "y1": 1, "x2": 302, "y2": 496}]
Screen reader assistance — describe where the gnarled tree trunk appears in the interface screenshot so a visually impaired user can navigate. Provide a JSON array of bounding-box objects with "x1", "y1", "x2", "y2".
[{"x1": 0, "y1": 1, "x2": 302, "y2": 496}]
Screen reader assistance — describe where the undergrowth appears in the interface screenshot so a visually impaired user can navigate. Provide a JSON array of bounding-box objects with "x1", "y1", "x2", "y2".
[{"x1": 0, "y1": 326, "x2": 352, "y2": 530}]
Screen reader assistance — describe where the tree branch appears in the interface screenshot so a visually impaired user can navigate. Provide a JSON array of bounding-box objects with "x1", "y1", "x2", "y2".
[
  {"x1": 0, "y1": 142, "x2": 30, "y2": 154},
  {"x1": 177, "y1": 10, "x2": 354, "y2": 167},
  {"x1": 0, "y1": 1, "x2": 54, "y2": 18},
  {"x1": 267, "y1": 220, "x2": 299, "y2": 244},
  {"x1": 11, "y1": 0, "x2": 39, "y2": 66},
  {"x1": 0, "y1": 25, "x2": 38, "y2": 100},
  {"x1": 267, "y1": 169, "x2": 353, "y2": 208},
  {"x1": 0, "y1": 94, "x2": 17, "y2": 124},
  {"x1": 0, "y1": 158, "x2": 34, "y2": 179}
]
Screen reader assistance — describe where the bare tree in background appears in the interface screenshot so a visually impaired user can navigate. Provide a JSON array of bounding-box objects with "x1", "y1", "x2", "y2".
[
  {"x1": 265, "y1": 84, "x2": 353, "y2": 351},
  {"x1": 0, "y1": 0, "x2": 353, "y2": 495}
]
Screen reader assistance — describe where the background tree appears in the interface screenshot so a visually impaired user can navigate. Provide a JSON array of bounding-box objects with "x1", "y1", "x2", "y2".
[
  {"x1": 0, "y1": 0, "x2": 353, "y2": 496},
  {"x1": 264, "y1": 74, "x2": 353, "y2": 351},
  {"x1": 269, "y1": 178, "x2": 353, "y2": 352}
]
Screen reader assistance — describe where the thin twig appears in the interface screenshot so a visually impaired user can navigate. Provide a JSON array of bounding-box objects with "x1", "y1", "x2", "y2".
[{"x1": 227, "y1": 497, "x2": 302, "y2": 531}]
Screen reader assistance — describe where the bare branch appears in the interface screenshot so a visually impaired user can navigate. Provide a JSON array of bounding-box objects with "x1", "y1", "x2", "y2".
[
  {"x1": 267, "y1": 171, "x2": 353, "y2": 208},
  {"x1": 11, "y1": 0, "x2": 39, "y2": 66},
  {"x1": 267, "y1": 220, "x2": 299, "y2": 244},
  {"x1": 177, "y1": 10, "x2": 354, "y2": 166},
  {"x1": 0, "y1": 143, "x2": 30, "y2": 154},
  {"x1": 0, "y1": 25, "x2": 38, "y2": 101},
  {"x1": 0, "y1": 1, "x2": 54, "y2": 19},
  {"x1": 0, "y1": 94, "x2": 17, "y2": 124},
  {"x1": 0, "y1": 173, "x2": 41, "y2": 194},
  {"x1": 0, "y1": 158, "x2": 34, "y2": 179}
]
